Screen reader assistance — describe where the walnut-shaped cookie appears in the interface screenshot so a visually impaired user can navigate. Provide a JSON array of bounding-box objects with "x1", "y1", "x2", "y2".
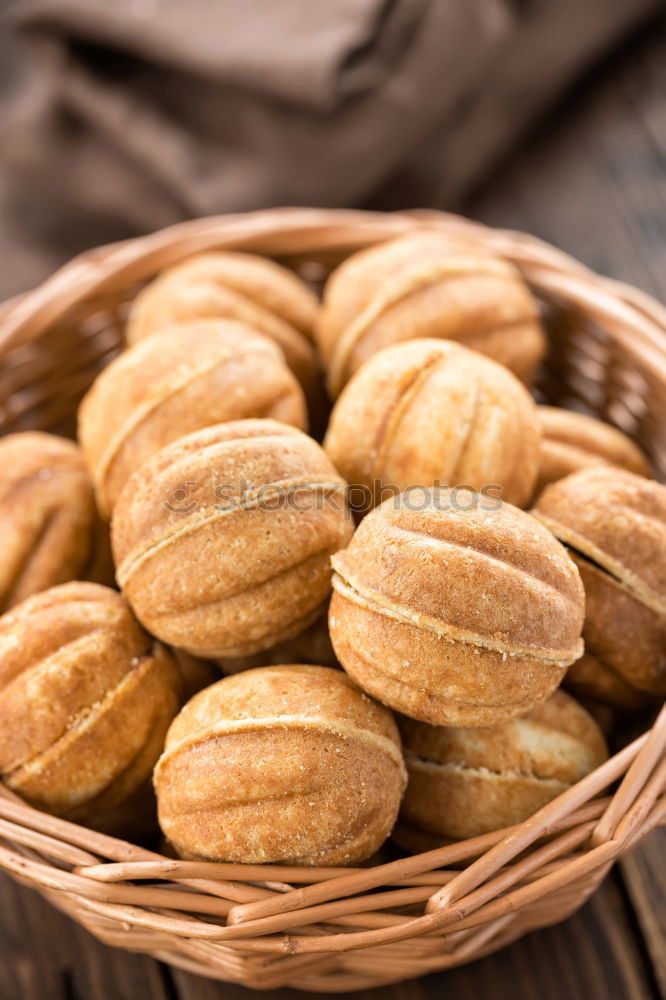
[
  {"x1": 316, "y1": 231, "x2": 546, "y2": 395},
  {"x1": 0, "y1": 583, "x2": 182, "y2": 821},
  {"x1": 329, "y1": 490, "x2": 585, "y2": 727},
  {"x1": 534, "y1": 467, "x2": 666, "y2": 705},
  {"x1": 536, "y1": 406, "x2": 650, "y2": 496},
  {"x1": 126, "y1": 250, "x2": 321, "y2": 403},
  {"x1": 79, "y1": 319, "x2": 306, "y2": 517},
  {"x1": 394, "y1": 689, "x2": 607, "y2": 850},
  {"x1": 325, "y1": 339, "x2": 540, "y2": 511},
  {"x1": 0, "y1": 432, "x2": 112, "y2": 612},
  {"x1": 154, "y1": 665, "x2": 406, "y2": 865},
  {"x1": 564, "y1": 653, "x2": 652, "y2": 712},
  {"x1": 112, "y1": 420, "x2": 354, "y2": 658}
]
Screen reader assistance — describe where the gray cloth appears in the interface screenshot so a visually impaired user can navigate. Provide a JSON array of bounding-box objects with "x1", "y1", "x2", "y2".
[{"x1": 0, "y1": 0, "x2": 660, "y2": 292}]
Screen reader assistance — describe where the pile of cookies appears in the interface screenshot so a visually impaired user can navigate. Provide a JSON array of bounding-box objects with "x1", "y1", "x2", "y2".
[{"x1": 1, "y1": 233, "x2": 663, "y2": 865}]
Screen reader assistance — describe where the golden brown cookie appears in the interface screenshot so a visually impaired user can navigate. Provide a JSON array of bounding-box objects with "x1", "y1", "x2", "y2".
[
  {"x1": 324, "y1": 339, "x2": 540, "y2": 511},
  {"x1": 394, "y1": 689, "x2": 607, "y2": 848},
  {"x1": 126, "y1": 251, "x2": 322, "y2": 403},
  {"x1": 154, "y1": 665, "x2": 406, "y2": 865},
  {"x1": 0, "y1": 432, "x2": 112, "y2": 612},
  {"x1": 316, "y1": 231, "x2": 546, "y2": 395},
  {"x1": 0, "y1": 583, "x2": 182, "y2": 822},
  {"x1": 536, "y1": 406, "x2": 650, "y2": 496},
  {"x1": 112, "y1": 420, "x2": 354, "y2": 658},
  {"x1": 329, "y1": 490, "x2": 585, "y2": 727},
  {"x1": 534, "y1": 467, "x2": 666, "y2": 704},
  {"x1": 78, "y1": 319, "x2": 307, "y2": 517},
  {"x1": 564, "y1": 652, "x2": 652, "y2": 712}
]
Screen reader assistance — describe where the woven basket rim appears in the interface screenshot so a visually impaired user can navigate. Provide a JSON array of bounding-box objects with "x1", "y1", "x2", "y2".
[
  {"x1": 0, "y1": 207, "x2": 664, "y2": 992},
  {"x1": 1, "y1": 207, "x2": 665, "y2": 348}
]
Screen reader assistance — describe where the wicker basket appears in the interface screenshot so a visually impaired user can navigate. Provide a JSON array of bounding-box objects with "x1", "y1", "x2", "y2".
[{"x1": 0, "y1": 208, "x2": 664, "y2": 993}]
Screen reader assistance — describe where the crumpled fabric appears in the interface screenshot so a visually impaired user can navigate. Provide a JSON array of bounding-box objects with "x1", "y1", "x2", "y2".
[{"x1": 0, "y1": 0, "x2": 658, "y2": 295}]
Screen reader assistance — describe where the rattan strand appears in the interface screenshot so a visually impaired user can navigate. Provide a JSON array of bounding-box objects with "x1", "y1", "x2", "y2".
[{"x1": 0, "y1": 208, "x2": 664, "y2": 991}]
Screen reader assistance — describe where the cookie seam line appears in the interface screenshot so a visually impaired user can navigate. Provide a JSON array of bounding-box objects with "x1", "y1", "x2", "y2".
[
  {"x1": 116, "y1": 479, "x2": 349, "y2": 587},
  {"x1": 3, "y1": 654, "x2": 161, "y2": 789},
  {"x1": 540, "y1": 435, "x2": 640, "y2": 468},
  {"x1": 2, "y1": 505, "x2": 60, "y2": 610},
  {"x1": 328, "y1": 256, "x2": 532, "y2": 395},
  {"x1": 157, "y1": 284, "x2": 311, "y2": 359},
  {"x1": 93, "y1": 343, "x2": 279, "y2": 494},
  {"x1": 211, "y1": 266, "x2": 318, "y2": 337},
  {"x1": 388, "y1": 526, "x2": 577, "y2": 606},
  {"x1": 155, "y1": 716, "x2": 407, "y2": 782},
  {"x1": 367, "y1": 353, "x2": 482, "y2": 489},
  {"x1": 360, "y1": 352, "x2": 445, "y2": 487},
  {"x1": 538, "y1": 411, "x2": 649, "y2": 466},
  {"x1": 148, "y1": 428, "x2": 309, "y2": 474},
  {"x1": 533, "y1": 513, "x2": 666, "y2": 618},
  {"x1": 132, "y1": 256, "x2": 317, "y2": 340},
  {"x1": 540, "y1": 440, "x2": 617, "y2": 470},
  {"x1": 403, "y1": 751, "x2": 574, "y2": 789},
  {"x1": 331, "y1": 569, "x2": 582, "y2": 664},
  {"x1": 0, "y1": 613, "x2": 133, "y2": 688},
  {"x1": 145, "y1": 550, "x2": 333, "y2": 660},
  {"x1": 67, "y1": 712, "x2": 164, "y2": 822}
]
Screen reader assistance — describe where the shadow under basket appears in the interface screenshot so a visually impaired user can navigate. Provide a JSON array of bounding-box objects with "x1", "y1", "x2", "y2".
[{"x1": 0, "y1": 208, "x2": 664, "y2": 992}]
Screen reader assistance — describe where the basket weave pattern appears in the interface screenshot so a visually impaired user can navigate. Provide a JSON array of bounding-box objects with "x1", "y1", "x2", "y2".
[{"x1": 0, "y1": 208, "x2": 664, "y2": 992}]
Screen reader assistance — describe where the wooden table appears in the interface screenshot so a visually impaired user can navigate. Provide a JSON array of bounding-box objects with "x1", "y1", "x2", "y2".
[{"x1": 1, "y1": 16, "x2": 664, "y2": 1000}]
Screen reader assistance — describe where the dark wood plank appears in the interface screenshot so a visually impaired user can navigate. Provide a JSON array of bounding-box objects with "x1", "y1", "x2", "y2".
[
  {"x1": 0, "y1": 872, "x2": 170, "y2": 1000},
  {"x1": 620, "y1": 830, "x2": 666, "y2": 999},
  {"x1": 152, "y1": 865, "x2": 659, "y2": 1000},
  {"x1": 0, "y1": 848, "x2": 657, "y2": 1000}
]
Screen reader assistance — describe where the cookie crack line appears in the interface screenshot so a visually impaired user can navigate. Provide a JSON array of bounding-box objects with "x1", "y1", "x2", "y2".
[
  {"x1": 152, "y1": 429, "x2": 311, "y2": 471},
  {"x1": 146, "y1": 549, "x2": 332, "y2": 628},
  {"x1": 186, "y1": 274, "x2": 291, "y2": 323},
  {"x1": 403, "y1": 751, "x2": 571, "y2": 789},
  {"x1": 155, "y1": 263, "x2": 315, "y2": 340},
  {"x1": 367, "y1": 352, "x2": 489, "y2": 490},
  {"x1": 446, "y1": 381, "x2": 484, "y2": 488},
  {"x1": 369, "y1": 352, "x2": 445, "y2": 483},
  {"x1": 155, "y1": 716, "x2": 407, "y2": 782},
  {"x1": 328, "y1": 256, "x2": 531, "y2": 394},
  {"x1": 163, "y1": 780, "x2": 338, "y2": 816},
  {"x1": 116, "y1": 479, "x2": 349, "y2": 587},
  {"x1": 390, "y1": 526, "x2": 578, "y2": 605},
  {"x1": 533, "y1": 512, "x2": 666, "y2": 618},
  {"x1": 92, "y1": 344, "x2": 277, "y2": 491},
  {"x1": 2, "y1": 504, "x2": 58, "y2": 609},
  {"x1": 3, "y1": 654, "x2": 157, "y2": 789},
  {"x1": 0, "y1": 624, "x2": 139, "y2": 699},
  {"x1": 64, "y1": 712, "x2": 162, "y2": 821},
  {"x1": 339, "y1": 645, "x2": 546, "y2": 715},
  {"x1": 331, "y1": 569, "x2": 583, "y2": 665}
]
